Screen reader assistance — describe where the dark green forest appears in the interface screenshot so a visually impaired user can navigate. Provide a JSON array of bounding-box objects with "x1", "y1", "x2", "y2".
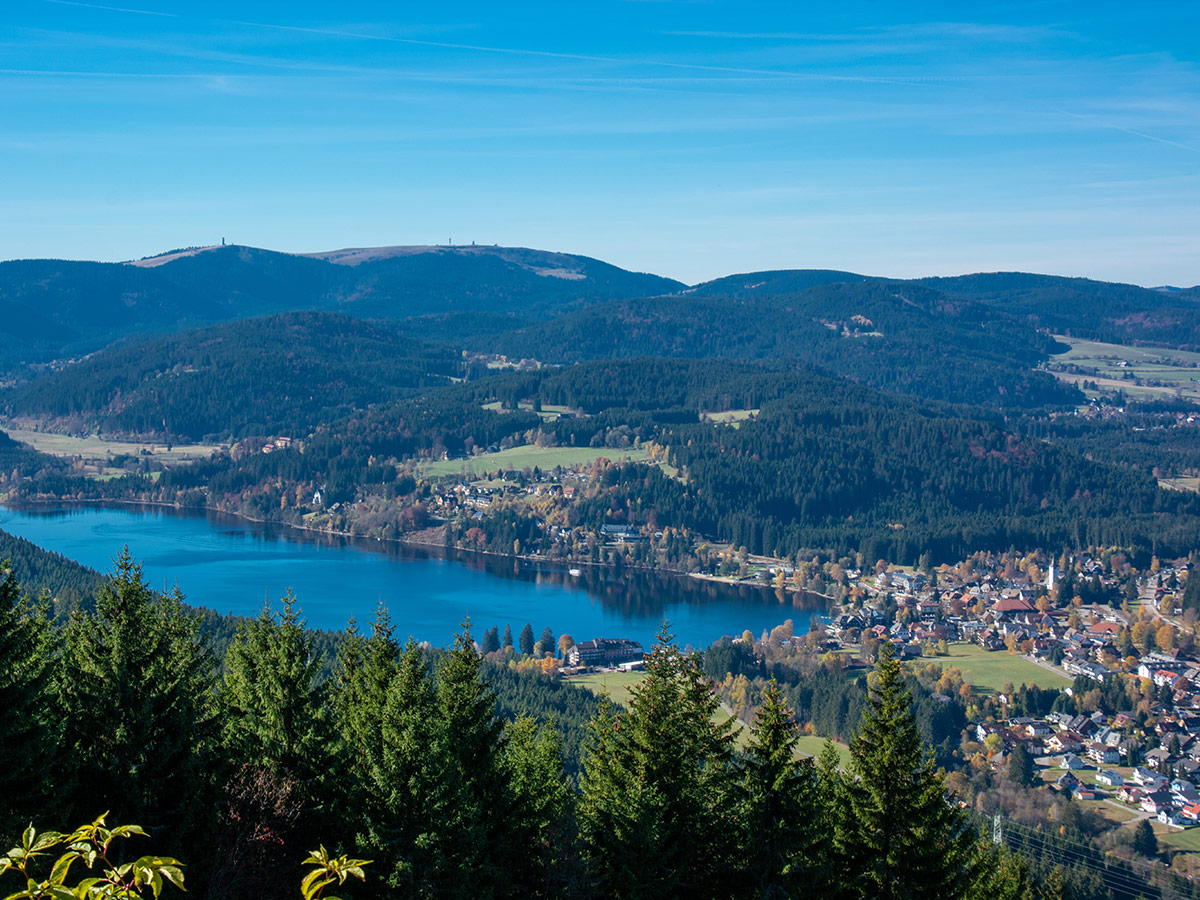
[
  {"x1": 918, "y1": 273, "x2": 1200, "y2": 351},
  {"x1": 0, "y1": 245, "x2": 681, "y2": 370},
  {"x1": 2, "y1": 312, "x2": 463, "y2": 441},
  {"x1": 0, "y1": 556, "x2": 1120, "y2": 900},
  {"x1": 449, "y1": 282, "x2": 1080, "y2": 408}
]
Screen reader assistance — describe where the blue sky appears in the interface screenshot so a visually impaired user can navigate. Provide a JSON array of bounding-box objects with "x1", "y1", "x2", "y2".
[{"x1": 3, "y1": 1, "x2": 1198, "y2": 285}]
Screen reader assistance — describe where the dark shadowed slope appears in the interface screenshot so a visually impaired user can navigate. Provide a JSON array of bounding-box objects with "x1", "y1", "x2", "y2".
[
  {"x1": 1, "y1": 311, "x2": 462, "y2": 441},
  {"x1": 917, "y1": 272, "x2": 1200, "y2": 350},
  {"x1": 0, "y1": 245, "x2": 685, "y2": 371}
]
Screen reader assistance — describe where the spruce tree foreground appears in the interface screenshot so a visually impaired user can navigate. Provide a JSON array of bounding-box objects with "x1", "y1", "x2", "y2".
[{"x1": 2, "y1": 553, "x2": 1047, "y2": 899}]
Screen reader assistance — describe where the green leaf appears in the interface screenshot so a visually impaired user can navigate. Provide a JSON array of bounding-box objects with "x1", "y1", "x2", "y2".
[
  {"x1": 31, "y1": 833, "x2": 63, "y2": 854},
  {"x1": 157, "y1": 867, "x2": 184, "y2": 891},
  {"x1": 49, "y1": 854, "x2": 78, "y2": 887}
]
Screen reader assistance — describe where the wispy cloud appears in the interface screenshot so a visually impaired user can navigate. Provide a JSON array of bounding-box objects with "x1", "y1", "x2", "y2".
[
  {"x1": 668, "y1": 22, "x2": 1068, "y2": 43},
  {"x1": 1055, "y1": 107, "x2": 1199, "y2": 153},
  {"x1": 41, "y1": 0, "x2": 175, "y2": 17},
  {"x1": 231, "y1": 19, "x2": 931, "y2": 87}
]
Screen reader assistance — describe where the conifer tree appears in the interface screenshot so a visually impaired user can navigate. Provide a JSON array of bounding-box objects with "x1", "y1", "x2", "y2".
[
  {"x1": 428, "y1": 621, "x2": 511, "y2": 899},
  {"x1": 579, "y1": 625, "x2": 736, "y2": 899},
  {"x1": 841, "y1": 642, "x2": 976, "y2": 900},
  {"x1": 502, "y1": 624, "x2": 513, "y2": 650},
  {"x1": 481, "y1": 626, "x2": 500, "y2": 655},
  {"x1": 740, "y1": 680, "x2": 829, "y2": 899},
  {"x1": 222, "y1": 591, "x2": 330, "y2": 805},
  {"x1": 501, "y1": 715, "x2": 575, "y2": 898},
  {"x1": 536, "y1": 626, "x2": 555, "y2": 657},
  {"x1": 1007, "y1": 745, "x2": 1034, "y2": 787},
  {"x1": 966, "y1": 843, "x2": 1034, "y2": 900},
  {"x1": 0, "y1": 564, "x2": 55, "y2": 842},
  {"x1": 333, "y1": 606, "x2": 399, "y2": 843},
  {"x1": 519, "y1": 622, "x2": 535, "y2": 656},
  {"x1": 60, "y1": 550, "x2": 217, "y2": 850},
  {"x1": 1132, "y1": 818, "x2": 1158, "y2": 857},
  {"x1": 367, "y1": 640, "x2": 439, "y2": 897},
  {"x1": 816, "y1": 740, "x2": 853, "y2": 900}
]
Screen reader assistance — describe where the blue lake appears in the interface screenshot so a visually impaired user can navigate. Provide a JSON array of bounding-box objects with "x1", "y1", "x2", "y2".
[{"x1": 0, "y1": 504, "x2": 821, "y2": 649}]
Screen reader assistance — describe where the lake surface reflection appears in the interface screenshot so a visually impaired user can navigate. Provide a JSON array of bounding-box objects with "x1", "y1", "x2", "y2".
[{"x1": 0, "y1": 504, "x2": 825, "y2": 649}]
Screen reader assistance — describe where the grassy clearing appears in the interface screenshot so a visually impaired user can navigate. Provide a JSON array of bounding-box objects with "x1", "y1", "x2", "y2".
[
  {"x1": 422, "y1": 444, "x2": 648, "y2": 477},
  {"x1": 4, "y1": 426, "x2": 222, "y2": 479},
  {"x1": 922, "y1": 643, "x2": 1072, "y2": 694},
  {"x1": 480, "y1": 401, "x2": 577, "y2": 421},
  {"x1": 702, "y1": 409, "x2": 759, "y2": 427},
  {"x1": 571, "y1": 671, "x2": 645, "y2": 708},
  {"x1": 1048, "y1": 336, "x2": 1200, "y2": 402},
  {"x1": 4, "y1": 427, "x2": 224, "y2": 465},
  {"x1": 1080, "y1": 800, "x2": 1139, "y2": 825},
  {"x1": 1164, "y1": 827, "x2": 1200, "y2": 852},
  {"x1": 1161, "y1": 476, "x2": 1200, "y2": 493},
  {"x1": 795, "y1": 735, "x2": 852, "y2": 767}
]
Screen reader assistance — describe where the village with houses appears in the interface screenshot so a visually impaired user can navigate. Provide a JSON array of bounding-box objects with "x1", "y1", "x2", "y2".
[{"x1": 810, "y1": 554, "x2": 1200, "y2": 844}]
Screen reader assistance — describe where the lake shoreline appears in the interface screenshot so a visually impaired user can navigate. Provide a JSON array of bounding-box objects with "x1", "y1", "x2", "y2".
[
  {"x1": 1, "y1": 494, "x2": 688, "y2": 581},
  {"x1": 4, "y1": 496, "x2": 832, "y2": 605},
  {"x1": 0, "y1": 500, "x2": 821, "y2": 647}
]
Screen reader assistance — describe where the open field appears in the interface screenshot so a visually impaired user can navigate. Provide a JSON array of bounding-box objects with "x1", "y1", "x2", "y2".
[
  {"x1": 4, "y1": 427, "x2": 224, "y2": 478},
  {"x1": 1047, "y1": 336, "x2": 1200, "y2": 402},
  {"x1": 702, "y1": 409, "x2": 758, "y2": 427},
  {"x1": 1164, "y1": 827, "x2": 1200, "y2": 852},
  {"x1": 923, "y1": 643, "x2": 1072, "y2": 694},
  {"x1": 481, "y1": 400, "x2": 577, "y2": 421},
  {"x1": 795, "y1": 735, "x2": 852, "y2": 767},
  {"x1": 1161, "y1": 476, "x2": 1200, "y2": 494},
  {"x1": 422, "y1": 444, "x2": 649, "y2": 477},
  {"x1": 1083, "y1": 800, "x2": 1140, "y2": 826},
  {"x1": 571, "y1": 670, "x2": 644, "y2": 708}
]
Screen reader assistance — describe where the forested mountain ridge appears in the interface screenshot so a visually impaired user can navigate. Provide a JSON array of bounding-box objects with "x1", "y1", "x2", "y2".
[
  {"x1": 1, "y1": 311, "x2": 463, "y2": 442},
  {"x1": 918, "y1": 272, "x2": 1200, "y2": 350},
  {"x1": 465, "y1": 281, "x2": 1080, "y2": 408},
  {"x1": 0, "y1": 245, "x2": 682, "y2": 370},
  {"x1": 0, "y1": 259, "x2": 218, "y2": 368},
  {"x1": 685, "y1": 267, "x2": 876, "y2": 296},
  {"x1": 5, "y1": 243, "x2": 1197, "y2": 377},
  {"x1": 680, "y1": 266, "x2": 1200, "y2": 352}
]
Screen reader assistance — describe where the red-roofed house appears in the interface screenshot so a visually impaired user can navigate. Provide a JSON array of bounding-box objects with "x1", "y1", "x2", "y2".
[{"x1": 993, "y1": 594, "x2": 1037, "y2": 616}]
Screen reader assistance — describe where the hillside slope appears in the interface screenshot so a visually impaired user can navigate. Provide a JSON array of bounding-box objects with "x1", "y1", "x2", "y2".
[
  {"x1": 917, "y1": 272, "x2": 1200, "y2": 350},
  {"x1": 0, "y1": 245, "x2": 684, "y2": 371},
  {"x1": 468, "y1": 281, "x2": 1080, "y2": 408},
  {"x1": 1, "y1": 311, "x2": 463, "y2": 441},
  {"x1": 119, "y1": 357, "x2": 1200, "y2": 563}
]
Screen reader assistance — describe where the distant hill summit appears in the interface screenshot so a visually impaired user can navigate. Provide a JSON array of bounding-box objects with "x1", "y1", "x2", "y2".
[
  {"x1": 686, "y1": 268, "x2": 876, "y2": 296},
  {"x1": 916, "y1": 271, "x2": 1200, "y2": 349},
  {"x1": 680, "y1": 267, "x2": 1200, "y2": 352},
  {"x1": 463, "y1": 279, "x2": 1078, "y2": 409},
  {"x1": 1, "y1": 243, "x2": 1196, "y2": 374},
  {"x1": 0, "y1": 244, "x2": 683, "y2": 370}
]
